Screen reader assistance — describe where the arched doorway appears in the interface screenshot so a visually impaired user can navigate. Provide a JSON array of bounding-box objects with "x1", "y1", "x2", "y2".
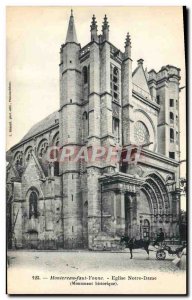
[
  {"x1": 140, "y1": 173, "x2": 171, "y2": 239},
  {"x1": 142, "y1": 219, "x2": 150, "y2": 240},
  {"x1": 26, "y1": 188, "x2": 39, "y2": 248}
]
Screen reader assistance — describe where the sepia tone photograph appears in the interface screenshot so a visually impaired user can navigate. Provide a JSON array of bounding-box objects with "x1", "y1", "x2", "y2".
[{"x1": 6, "y1": 6, "x2": 187, "y2": 295}]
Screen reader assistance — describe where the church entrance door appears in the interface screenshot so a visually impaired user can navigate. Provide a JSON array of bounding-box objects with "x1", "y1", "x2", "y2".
[{"x1": 142, "y1": 219, "x2": 150, "y2": 240}]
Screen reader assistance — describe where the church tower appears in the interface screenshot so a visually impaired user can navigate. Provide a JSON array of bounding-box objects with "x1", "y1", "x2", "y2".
[
  {"x1": 148, "y1": 66, "x2": 181, "y2": 161},
  {"x1": 59, "y1": 11, "x2": 83, "y2": 248},
  {"x1": 6, "y1": 10, "x2": 183, "y2": 251}
]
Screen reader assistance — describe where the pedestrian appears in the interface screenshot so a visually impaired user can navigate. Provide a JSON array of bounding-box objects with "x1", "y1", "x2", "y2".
[{"x1": 153, "y1": 228, "x2": 165, "y2": 247}]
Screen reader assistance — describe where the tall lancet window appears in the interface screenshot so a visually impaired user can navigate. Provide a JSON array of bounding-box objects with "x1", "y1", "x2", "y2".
[
  {"x1": 110, "y1": 65, "x2": 119, "y2": 101},
  {"x1": 29, "y1": 191, "x2": 38, "y2": 219},
  {"x1": 82, "y1": 111, "x2": 89, "y2": 142},
  {"x1": 112, "y1": 117, "x2": 120, "y2": 142},
  {"x1": 82, "y1": 65, "x2": 89, "y2": 100},
  {"x1": 83, "y1": 66, "x2": 88, "y2": 84},
  {"x1": 52, "y1": 132, "x2": 60, "y2": 176},
  {"x1": 170, "y1": 128, "x2": 174, "y2": 143}
]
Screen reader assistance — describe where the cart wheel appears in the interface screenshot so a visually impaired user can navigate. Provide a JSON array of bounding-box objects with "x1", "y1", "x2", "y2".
[{"x1": 156, "y1": 250, "x2": 166, "y2": 260}]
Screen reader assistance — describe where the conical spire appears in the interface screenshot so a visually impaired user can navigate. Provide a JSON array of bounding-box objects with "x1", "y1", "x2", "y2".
[{"x1": 65, "y1": 9, "x2": 78, "y2": 43}]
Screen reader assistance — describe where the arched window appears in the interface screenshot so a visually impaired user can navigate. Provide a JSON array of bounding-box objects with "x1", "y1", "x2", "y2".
[
  {"x1": 14, "y1": 151, "x2": 23, "y2": 175},
  {"x1": 143, "y1": 219, "x2": 150, "y2": 239},
  {"x1": 83, "y1": 66, "x2": 88, "y2": 84},
  {"x1": 29, "y1": 191, "x2": 38, "y2": 219},
  {"x1": 52, "y1": 132, "x2": 59, "y2": 147},
  {"x1": 110, "y1": 65, "x2": 119, "y2": 101},
  {"x1": 82, "y1": 65, "x2": 89, "y2": 101},
  {"x1": 176, "y1": 131, "x2": 179, "y2": 144},
  {"x1": 170, "y1": 128, "x2": 174, "y2": 142},
  {"x1": 37, "y1": 139, "x2": 48, "y2": 158},
  {"x1": 112, "y1": 117, "x2": 120, "y2": 142},
  {"x1": 144, "y1": 219, "x2": 150, "y2": 226},
  {"x1": 82, "y1": 111, "x2": 89, "y2": 141},
  {"x1": 83, "y1": 111, "x2": 88, "y2": 120},
  {"x1": 14, "y1": 151, "x2": 23, "y2": 167},
  {"x1": 25, "y1": 146, "x2": 33, "y2": 162},
  {"x1": 52, "y1": 133, "x2": 60, "y2": 176},
  {"x1": 170, "y1": 112, "x2": 174, "y2": 124}
]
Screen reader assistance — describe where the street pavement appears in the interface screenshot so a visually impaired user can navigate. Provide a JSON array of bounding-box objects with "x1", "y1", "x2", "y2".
[{"x1": 7, "y1": 248, "x2": 182, "y2": 274}]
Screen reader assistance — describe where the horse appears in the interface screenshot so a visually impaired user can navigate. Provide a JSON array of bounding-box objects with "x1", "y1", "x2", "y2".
[{"x1": 120, "y1": 236, "x2": 150, "y2": 259}]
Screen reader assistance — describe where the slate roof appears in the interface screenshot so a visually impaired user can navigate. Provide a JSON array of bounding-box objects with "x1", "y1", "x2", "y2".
[
  {"x1": 19, "y1": 111, "x2": 59, "y2": 143},
  {"x1": 65, "y1": 11, "x2": 78, "y2": 43}
]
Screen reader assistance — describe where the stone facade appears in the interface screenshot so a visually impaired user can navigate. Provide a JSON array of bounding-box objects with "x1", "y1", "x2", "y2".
[{"x1": 6, "y1": 12, "x2": 181, "y2": 250}]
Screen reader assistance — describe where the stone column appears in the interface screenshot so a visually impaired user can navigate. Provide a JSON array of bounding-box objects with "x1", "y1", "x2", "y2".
[
  {"x1": 101, "y1": 189, "x2": 116, "y2": 236},
  {"x1": 128, "y1": 195, "x2": 133, "y2": 238},
  {"x1": 131, "y1": 193, "x2": 138, "y2": 238},
  {"x1": 119, "y1": 191, "x2": 125, "y2": 235},
  {"x1": 87, "y1": 168, "x2": 101, "y2": 249},
  {"x1": 151, "y1": 214, "x2": 155, "y2": 240},
  {"x1": 112, "y1": 195, "x2": 117, "y2": 237}
]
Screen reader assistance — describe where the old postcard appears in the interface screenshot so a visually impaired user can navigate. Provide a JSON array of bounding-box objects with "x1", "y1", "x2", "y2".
[{"x1": 6, "y1": 6, "x2": 187, "y2": 295}]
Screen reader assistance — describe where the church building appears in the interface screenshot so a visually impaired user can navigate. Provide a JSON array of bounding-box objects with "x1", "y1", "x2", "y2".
[{"x1": 6, "y1": 11, "x2": 181, "y2": 250}]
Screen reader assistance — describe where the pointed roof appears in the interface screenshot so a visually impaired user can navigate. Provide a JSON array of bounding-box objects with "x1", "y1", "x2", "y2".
[
  {"x1": 65, "y1": 9, "x2": 78, "y2": 43},
  {"x1": 22, "y1": 151, "x2": 46, "y2": 180},
  {"x1": 132, "y1": 59, "x2": 151, "y2": 98}
]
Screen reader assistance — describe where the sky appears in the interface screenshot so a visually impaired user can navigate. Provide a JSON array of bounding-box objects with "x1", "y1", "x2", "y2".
[{"x1": 6, "y1": 6, "x2": 186, "y2": 208}]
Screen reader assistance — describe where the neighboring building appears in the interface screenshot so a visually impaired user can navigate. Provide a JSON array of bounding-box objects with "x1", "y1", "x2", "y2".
[{"x1": 6, "y1": 12, "x2": 182, "y2": 250}]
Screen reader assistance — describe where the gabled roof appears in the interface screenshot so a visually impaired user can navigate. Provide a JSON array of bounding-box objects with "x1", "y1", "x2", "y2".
[
  {"x1": 132, "y1": 61, "x2": 151, "y2": 97},
  {"x1": 22, "y1": 151, "x2": 46, "y2": 180}
]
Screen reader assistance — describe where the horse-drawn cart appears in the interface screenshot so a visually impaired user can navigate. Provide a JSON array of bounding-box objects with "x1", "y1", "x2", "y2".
[
  {"x1": 120, "y1": 236, "x2": 185, "y2": 260},
  {"x1": 155, "y1": 244, "x2": 184, "y2": 260}
]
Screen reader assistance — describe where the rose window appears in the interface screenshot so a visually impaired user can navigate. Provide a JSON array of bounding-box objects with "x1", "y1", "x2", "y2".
[{"x1": 134, "y1": 121, "x2": 150, "y2": 145}]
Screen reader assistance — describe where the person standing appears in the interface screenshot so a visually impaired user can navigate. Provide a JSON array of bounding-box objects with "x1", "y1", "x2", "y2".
[{"x1": 153, "y1": 228, "x2": 165, "y2": 247}]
